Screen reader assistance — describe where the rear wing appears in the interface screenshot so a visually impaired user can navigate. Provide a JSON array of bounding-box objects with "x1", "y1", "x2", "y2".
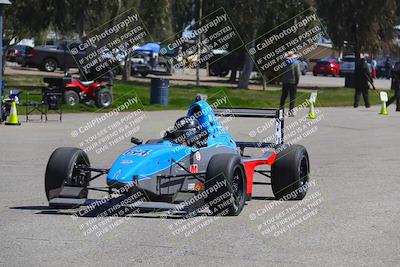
[{"x1": 213, "y1": 107, "x2": 284, "y2": 150}]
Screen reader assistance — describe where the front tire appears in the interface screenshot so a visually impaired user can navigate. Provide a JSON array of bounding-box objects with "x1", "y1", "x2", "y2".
[
  {"x1": 271, "y1": 145, "x2": 310, "y2": 200},
  {"x1": 45, "y1": 147, "x2": 90, "y2": 201},
  {"x1": 205, "y1": 154, "x2": 246, "y2": 216},
  {"x1": 95, "y1": 88, "x2": 113, "y2": 108}
]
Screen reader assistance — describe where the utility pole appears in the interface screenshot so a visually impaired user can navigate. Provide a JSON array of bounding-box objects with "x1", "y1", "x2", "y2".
[
  {"x1": 196, "y1": 0, "x2": 203, "y2": 87},
  {"x1": 0, "y1": 0, "x2": 11, "y2": 123}
]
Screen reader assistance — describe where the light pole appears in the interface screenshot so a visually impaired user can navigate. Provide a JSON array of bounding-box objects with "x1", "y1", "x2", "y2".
[{"x1": 0, "y1": 0, "x2": 11, "y2": 123}]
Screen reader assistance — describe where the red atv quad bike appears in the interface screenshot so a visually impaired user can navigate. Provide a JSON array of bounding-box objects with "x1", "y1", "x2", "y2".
[{"x1": 63, "y1": 76, "x2": 113, "y2": 108}]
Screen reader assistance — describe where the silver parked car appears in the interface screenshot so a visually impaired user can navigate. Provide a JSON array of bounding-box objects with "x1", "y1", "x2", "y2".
[{"x1": 339, "y1": 55, "x2": 355, "y2": 76}]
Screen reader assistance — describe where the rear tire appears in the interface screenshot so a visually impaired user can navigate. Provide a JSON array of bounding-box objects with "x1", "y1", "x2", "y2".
[
  {"x1": 64, "y1": 90, "x2": 80, "y2": 106},
  {"x1": 205, "y1": 154, "x2": 246, "y2": 216},
  {"x1": 271, "y1": 145, "x2": 310, "y2": 200},
  {"x1": 42, "y1": 58, "x2": 57, "y2": 72},
  {"x1": 45, "y1": 147, "x2": 90, "y2": 201},
  {"x1": 95, "y1": 88, "x2": 113, "y2": 108}
]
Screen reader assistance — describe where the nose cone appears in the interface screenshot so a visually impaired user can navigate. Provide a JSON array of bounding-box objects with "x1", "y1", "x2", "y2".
[{"x1": 107, "y1": 143, "x2": 190, "y2": 184}]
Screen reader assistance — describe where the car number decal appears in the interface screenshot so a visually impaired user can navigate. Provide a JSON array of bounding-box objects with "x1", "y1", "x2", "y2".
[{"x1": 195, "y1": 151, "x2": 201, "y2": 161}]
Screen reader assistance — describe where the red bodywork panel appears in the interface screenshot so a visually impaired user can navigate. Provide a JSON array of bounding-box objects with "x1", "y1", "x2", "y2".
[
  {"x1": 65, "y1": 80, "x2": 106, "y2": 97},
  {"x1": 242, "y1": 152, "x2": 277, "y2": 197}
]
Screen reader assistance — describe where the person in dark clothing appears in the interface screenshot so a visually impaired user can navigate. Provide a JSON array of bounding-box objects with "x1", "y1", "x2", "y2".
[
  {"x1": 280, "y1": 51, "x2": 300, "y2": 116},
  {"x1": 354, "y1": 58, "x2": 374, "y2": 108},
  {"x1": 387, "y1": 62, "x2": 400, "y2": 111},
  {"x1": 384, "y1": 57, "x2": 392, "y2": 79}
]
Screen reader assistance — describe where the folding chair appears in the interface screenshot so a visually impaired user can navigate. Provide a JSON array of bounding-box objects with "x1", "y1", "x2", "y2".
[
  {"x1": 25, "y1": 91, "x2": 46, "y2": 122},
  {"x1": 43, "y1": 88, "x2": 63, "y2": 122}
]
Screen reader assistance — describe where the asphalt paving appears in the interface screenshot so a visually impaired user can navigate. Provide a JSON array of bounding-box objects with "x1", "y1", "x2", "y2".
[{"x1": 0, "y1": 105, "x2": 399, "y2": 266}]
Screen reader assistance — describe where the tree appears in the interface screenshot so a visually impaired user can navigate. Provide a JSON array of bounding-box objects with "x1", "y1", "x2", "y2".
[
  {"x1": 317, "y1": 0, "x2": 399, "y2": 60},
  {"x1": 115, "y1": 0, "x2": 141, "y2": 81},
  {"x1": 139, "y1": 0, "x2": 173, "y2": 41},
  {"x1": 49, "y1": 0, "x2": 122, "y2": 39},
  {"x1": 317, "y1": 0, "x2": 398, "y2": 93},
  {"x1": 171, "y1": 0, "x2": 196, "y2": 33},
  {"x1": 231, "y1": 0, "x2": 267, "y2": 89},
  {"x1": 201, "y1": 0, "x2": 264, "y2": 88},
  {"x1": 3, "y1": 0, "x2": 53, "y2": 44},
  {"x1": 202, "y1": 0, "x2": 314, "y2": 89}
]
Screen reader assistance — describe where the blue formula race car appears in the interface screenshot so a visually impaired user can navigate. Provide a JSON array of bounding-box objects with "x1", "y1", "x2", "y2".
[{"x1": 45, "y1": 97, "x2": 310, "y2": 216}]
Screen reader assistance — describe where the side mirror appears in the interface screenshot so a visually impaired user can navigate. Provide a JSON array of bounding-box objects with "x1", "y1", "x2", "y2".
[{"x1": 130, "y1": 137, "x2": 143, "y2": 145}]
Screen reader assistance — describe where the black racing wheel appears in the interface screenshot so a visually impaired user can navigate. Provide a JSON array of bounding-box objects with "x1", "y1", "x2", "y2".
[
  {"x1": 45, "y1": 147, "x2": 91, "y2": 201},
  {"x1": 271, "y1": 144, "x2": 310, "y2": 200},
  {"x1": 205, "y1": 153, "x2": 246, "y2": 216}
]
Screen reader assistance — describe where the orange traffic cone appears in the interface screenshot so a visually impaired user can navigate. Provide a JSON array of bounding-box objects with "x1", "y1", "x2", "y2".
[{"x1": 5, "y1": 101, "x2": 21, "y2": 125}]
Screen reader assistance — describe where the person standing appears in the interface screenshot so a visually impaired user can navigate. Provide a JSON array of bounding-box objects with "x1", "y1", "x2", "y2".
[
  {"x1": 384, "y1": 57, "x2": 392, "y2": 79},
  {"x1": 387, "y1": 62, "x2": 400, "y2": 111},
  {"x1": 354, "y1": 58, "x2": 374, "y2": 108},
  {"x1": 280, "y1": 51, "x2": 300, "y2": 116}
]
